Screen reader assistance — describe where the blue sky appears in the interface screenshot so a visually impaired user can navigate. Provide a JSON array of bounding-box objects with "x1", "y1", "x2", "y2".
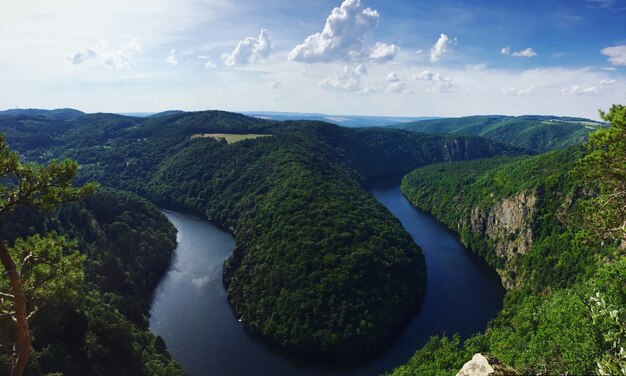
[{"x1": 1, "y1": 0, "x2": 625, "y2": 119}]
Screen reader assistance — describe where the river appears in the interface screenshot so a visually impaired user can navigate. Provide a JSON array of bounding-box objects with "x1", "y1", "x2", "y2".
[{"x1": 149, "y1": 183, "x2": 504, "y2": 375}]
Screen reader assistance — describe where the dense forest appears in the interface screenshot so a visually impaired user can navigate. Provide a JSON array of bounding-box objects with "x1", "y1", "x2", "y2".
[
  {"x1": 2, "y1": 104, "x2": 620, "y2": 375},
  {"x1": 394, "y1": 104, "x2": 626, "y2": 375},
  {"x1": 389, "y1": 114, "x2": 604, "y2": 153},
  {"x1": 0, "y1": 110, "x2": 521, "y2": 366},
  {"x1": 0, "y1": 186, "x2": 184, "y2": 375}
]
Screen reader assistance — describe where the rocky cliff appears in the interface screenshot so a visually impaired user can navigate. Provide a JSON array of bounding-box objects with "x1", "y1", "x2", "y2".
[{"x1": 462, "y1": 190, "x2": 537, "y2": 289}]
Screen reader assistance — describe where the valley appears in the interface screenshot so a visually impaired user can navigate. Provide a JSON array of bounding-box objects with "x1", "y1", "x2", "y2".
[{"x1": 0, "y1": 104, "x2": 624, "y2": 375}]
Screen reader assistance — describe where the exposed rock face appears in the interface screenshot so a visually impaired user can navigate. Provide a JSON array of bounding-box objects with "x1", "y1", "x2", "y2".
[
  {"x1": 465, "y1": 190, "x2": 537, "y2": 289},
  {"x1": 457, "y1": 353, "x2": 518, "y2": 376}
]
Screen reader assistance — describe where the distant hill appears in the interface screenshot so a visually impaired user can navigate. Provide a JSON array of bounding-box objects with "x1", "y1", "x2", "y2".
[
  {"x1": 118, "y1": 110, "x2": 187, "y2": 118},
  {"x1": 243, "y1": 111, "x2": 437, "y2": 127},
  {"x1": 0, "y1": 108, "x2": 85, "y2": 120},
  {"x1": 388, "y1": 115, "x2": 605, "y2": 152}
]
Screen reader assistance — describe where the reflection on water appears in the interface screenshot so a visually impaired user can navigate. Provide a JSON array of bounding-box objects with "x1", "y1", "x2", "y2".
[{"x1": 149, "y1": 184, "x2": 504, "y2": 375}]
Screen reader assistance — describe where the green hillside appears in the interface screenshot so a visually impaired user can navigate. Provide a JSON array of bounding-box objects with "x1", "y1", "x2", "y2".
[
  {"x1": 389, "y1": 115, "x2": 605, "y2": 153},
  {"x1": 394, "y1": 105, "x2": 626, "y2": 375},
  {"x1": 0, "y1": 111, "x2": 521, "y2": 362},
  {"x1": 0, "y1": 188, "x2": 184, "y2": 375}
]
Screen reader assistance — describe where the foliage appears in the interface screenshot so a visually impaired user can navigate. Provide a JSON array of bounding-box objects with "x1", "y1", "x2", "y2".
[
  {"x1": 395, "y1": 104, "x2": 626, "y2": 375},
  {"x1": 0, "y1": 234, "x2": 85, "y2": 320},
  {"x1": 390, "y1": 114, "x2": 604, "y2": 153},
  {"x1": 0, "y1": 134, "x2": 96, "y2": 376},
  {"x1": 389, "y1": 335, "x2": 470, "y2": 376},
  {"x1": 574, "y1": 104, "x2": 626, "y2": 245},
  {"x1": 0, "y1": 110, "x2": 522, "y2": 360},
  {"x1": 589, "y1": 261, "x2": 626, "y2": 375},
  {"x1": 0, "y1": 187, "x2": 181, "y2": 374}
]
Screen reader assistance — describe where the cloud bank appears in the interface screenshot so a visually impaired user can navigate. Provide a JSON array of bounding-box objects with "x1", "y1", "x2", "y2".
[{"x1": 66, "y1": 39, "x2": 141, "y2": 70}]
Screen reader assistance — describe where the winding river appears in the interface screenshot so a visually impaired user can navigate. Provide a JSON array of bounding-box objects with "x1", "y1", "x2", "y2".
[{"x1": 149, "y1": 183, "x2": 504, "y2": 375}]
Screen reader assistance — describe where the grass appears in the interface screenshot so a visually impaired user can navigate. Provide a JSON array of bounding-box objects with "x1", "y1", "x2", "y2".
[{"x1": 191, "y1": 133, "x2": 272, "y2": 144}]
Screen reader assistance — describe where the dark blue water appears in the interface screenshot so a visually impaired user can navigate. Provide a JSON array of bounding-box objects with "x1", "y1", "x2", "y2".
[{"x1": 149, "y1": 184, "x2": 504, "y2": 375}]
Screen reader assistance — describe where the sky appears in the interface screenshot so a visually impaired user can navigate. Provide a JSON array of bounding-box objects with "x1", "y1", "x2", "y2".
[{"x1": 1, "y1": 0, "x2": 625, "y2": 119}]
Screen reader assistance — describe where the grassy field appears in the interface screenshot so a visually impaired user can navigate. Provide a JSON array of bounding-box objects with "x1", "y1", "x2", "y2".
[{"x1": 191, "y1": 133, "x2": 272, "y2": 144}]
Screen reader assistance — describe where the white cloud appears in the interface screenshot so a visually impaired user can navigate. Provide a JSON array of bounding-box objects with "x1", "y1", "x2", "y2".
[
  {"x1": 430, "y1": 33, "x2": 456, "y2": 62},
  {"x1": 512, "y1": 48, "x2": 537, "y2": 58},
  {"x1": 369, "y1": 42, "x2": 398, "y2": 63},
  {"x1": 289, "y1": 0, "x2": 391, "y2": 63},
  {"x1": 501, "y1": 86, "x2": 535, "y2": 95},
  {"x1": 561, "y1": 85, "x2": 601, "y2": 95},
  {"x1": 501, "y1": 47, "x2": 511, "y2": 55},
  {"x1": 66, "y1": 48, "x2": 97, "y2": 65},
  {"x1": 271, "y1": 81, "x2": 282, "y2": 89},
  {"x1": 319, "y1": 64, "x2": 368, "y2": 92},
  {"x1": 66, "y1": 39, "x2": 141, "y2": 70},
  {"x1": 204, "y1": 61, "x2": 217, "y2": 69},
  {"x1": 413, "y1": 70, "x2": 434, "y2": 81},
  {"x1": 600, "y1": 79, "x2": 616, "y2": 85},
  {"x1": 601, "y1": 45, "x2": 626, "y2": 66},
  {"x1": 166, "y1": 49, "x2": 178, "y2": 66},
  {"x1": 221, "y1": 29, "x2": 272, "y2": 66},
  {"x1": 410, "y1": 68, "x2": 454, "y2": 93},
  {"x1": 412, "y1": 70, "x2": 454, "y2": 93},
  {"x1": 385, "y1": 72, "x2": 409, "y2": 93}
]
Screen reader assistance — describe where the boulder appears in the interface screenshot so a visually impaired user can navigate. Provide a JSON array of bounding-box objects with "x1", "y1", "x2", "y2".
[{"x1": 457, "y1": 353, "x2": 518, "y2": 376}]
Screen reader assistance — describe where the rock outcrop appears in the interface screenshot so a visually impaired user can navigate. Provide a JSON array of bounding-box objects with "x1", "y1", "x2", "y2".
[
  {"x1": 457, "y1": 353, "x2": 518, "y2": 376},
  {"x1": 463, "y1": 190, "x2": 537, "y2": 289}
]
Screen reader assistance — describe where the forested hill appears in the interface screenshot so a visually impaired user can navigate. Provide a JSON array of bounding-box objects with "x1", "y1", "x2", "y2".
[
  {"x1": 0, "y1": 108, "x2": 85, "y2": 120},
  {"x1": 0, "y1": 188, "x2": 184, "y2": 375},
  {"x1": 0, "y1": 110, "x2": 522, "y2": 361},
  {"x1": 387, "y1": 115, "x2": 605, "y2": 153},
  {"x1": 394, "y1": 104, "x2": 626, "y2": 374}
]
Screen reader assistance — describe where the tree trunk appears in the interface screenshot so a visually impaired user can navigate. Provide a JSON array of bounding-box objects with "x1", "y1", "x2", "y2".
[{"x1": 0, "y1": 242, "x2": 31, "y2": 376}]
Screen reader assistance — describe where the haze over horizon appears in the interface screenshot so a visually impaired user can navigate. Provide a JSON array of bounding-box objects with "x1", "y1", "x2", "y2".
[{"x1": 2, "y1": 0, "x2": 625, "y2": 120}]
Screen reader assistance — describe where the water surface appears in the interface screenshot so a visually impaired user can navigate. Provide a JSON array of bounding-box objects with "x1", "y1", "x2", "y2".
[{"x1": 149, "y1": 184, "x2": 504, "y2": 375}]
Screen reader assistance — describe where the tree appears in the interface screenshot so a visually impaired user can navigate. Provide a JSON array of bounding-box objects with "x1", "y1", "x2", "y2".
[
  {"x1": 575, "y1": 104, "x2": 626, "y2": 247},
  {"x1": 0, "y1": 134, "x2": 96, "y2": 376},
  {"x1": 575, "y1": 104, "x2": 626, "y2": 374}
]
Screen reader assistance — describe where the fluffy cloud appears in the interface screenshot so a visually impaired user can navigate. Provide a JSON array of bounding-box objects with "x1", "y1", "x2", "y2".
[
  {"x1": 601, "y1": 45, "x2": 626, "y2": 66},
  {"x1": 319, "y1": 64, "x2": 368, "y2": 92},
  {"x1": 430, "y1": 33, "x2": 456, "y2": 62},
  {"x1": 600, "y1": 79, "x2": 617, "y2": 85},
  {"x1": 166, "y1": 49, "x2": 178, "y2": 66},
  {"x1": 204, "y1": 61, "x2": 217, "y2": 69},
  {"x1": 385, "y1": 72, "x2": 410, "y2": 93},
  {"x1": 561, "y1": 85, "x2": 600, "y2": 96},
  {"x1": 512, "y1": 48, "x2": 537, "y2": 58},
  {"x1": 369, "y1": 42, "x2": 398, "y2": 63},
  {"x1": 66, "y1": 39, "x2": 141, "y2": 70},
  {"x1": 221, "y1": 29, "x2": 272, "y2": 66},
  {"x1": 501, "y1": 47, "x2": 511, "y2": 55},
  {"x1": 289, "y1": 0, "x2": 395, "y2": 63}
]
